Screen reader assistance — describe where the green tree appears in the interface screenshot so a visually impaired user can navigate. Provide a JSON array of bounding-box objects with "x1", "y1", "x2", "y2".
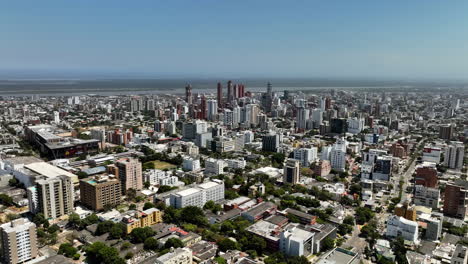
[
  {"x1": 58, "y1": 243, "x2": 78, "y2": 258},
  {"x1": 164, "y1": 238, "x2": 184, "y2": 249},
  {"x1": 218, "y1": 238, "x2": 239, "y2": 251},
  {"x1": 0, "y1": 193, "x2": 14, "y2": 206},
  {"x1": 144, "y1": 237, "x2": 158, "y2": 250},
  {"x1": 321, "y1": 237, "x2": 335, "y2": 251},
  {"x1": 143, "y1": 202, "x2": 155, "y2": 210},
  {"x1": 109, "y1": 224, "x2": 125, "y2": 239},
  {"x1": 68, "y1": 213, "x2": 81, "y2": 229},
  {"x1": 130, "y1": 227, "x2": 155, "y2": 243}
]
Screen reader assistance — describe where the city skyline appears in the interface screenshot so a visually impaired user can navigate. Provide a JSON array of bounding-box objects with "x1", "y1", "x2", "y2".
[{"x1": 2, "y1": 1, "x2": 468, "y2": 80}]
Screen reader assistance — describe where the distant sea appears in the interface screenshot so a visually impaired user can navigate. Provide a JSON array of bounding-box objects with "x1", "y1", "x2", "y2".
[{"x1": 0, "y1": 78, "x2": 465, "y2": 96}]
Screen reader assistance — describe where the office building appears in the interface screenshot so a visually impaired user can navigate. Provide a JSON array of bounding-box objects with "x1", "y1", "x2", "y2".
[
  {"x1": 27, "y1": 175, "x2": 74, "y2": 219},
  {"x1": 443, "y1": 180, "x2": 468, "y2": 219},
  {"x1": 444, "y1": 142, "x2": 465, "y2": 169},
  {"x1": 385, "y1": 215, "x2": 419, "y2": 243},
  {"x1": 185, "y1": 84, "x2": 193, "y2": 105},
  {"x1": 0, "y1": 218, "x2": 38, "y2": 264},
  {"x1": 284, "y1": 159, "x2": 300, "y2": 184},
  {"x1": 116, "y1": 158, "x2": 143, "y2": 193},
  {"x1": 80, "y1": 175, "x2": 121, "y2": 211},
  {"x1": 217, "y1": 82, "x2": 223, "y2": 108},
  {"x1": 422, "y1": 146, "x2": 442, "y2": 164},
  {"x1": 262, "y1": 133, "x2": 281, "y2": 153}
]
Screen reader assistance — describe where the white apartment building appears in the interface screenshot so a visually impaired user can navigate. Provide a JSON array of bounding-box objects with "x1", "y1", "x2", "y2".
[
  {"x1": 293, "y1": 147, "x2": 318, "y2": 167},
  {"x1": 182, "y1": 157, "x2": 201, "y2": 172},
  {"x1": 414, "y1": 185, "x2": 440, "y2": 209},
  {"x1": 422, "y1": 146, "x2": 442, "y2": 164},
  {"x1": 444, "y1": 142, "x2": 465, "y2": 169},
  {"x1": 280, "y1": 224, "x2": 315, "y2": 257},
  {"x1": 347, "y1": 117, "x2": 364, "y2": 134},
  {"x1": 169, "y1": 180, "x2": 224, "y2": 208},
  {"x1": 386, "y1": 215, "x2": 419, "y2": 243},
  {"x1": 204, "y1": 158, "x2": 226, "y2": 176},
  {"x1": 155, "y1": 247, "x2": 192, "y2": 264},
  {"x1": 144, "y1": 169, "x2": 167, "y2": 185},
  {"x1": 330, "y1": 138, "x2": 347, "y2": 171},
  {"x1": 225, "y1": 158, "x2": 246, "y2": 169}
]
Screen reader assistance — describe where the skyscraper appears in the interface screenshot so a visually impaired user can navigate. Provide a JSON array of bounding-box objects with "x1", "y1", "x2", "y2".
[
  {"x1": 217, "y1": 82, "x2": 223, "y2": 108},
  {"x1": 284, "y1": 159, "x2": 300, "y2": 184},
  {"x1": 207, "y1": 99, "x2": 218, "y2": 121},
  {"x1": 227, "y1": 80, "x2": 233, "y2": 102},
  {"x1": 0, "y1": 218, "x2": 38, "y2": 264},
  {"x1": 200, "y1": 95, "x2": 207, "y2": 120},
  {"x1": 185, "y1": 84, "x2": 193, "y2": 105},
  {"x1": 296, "y1": 107, "x2": 310, "y2": 131}
]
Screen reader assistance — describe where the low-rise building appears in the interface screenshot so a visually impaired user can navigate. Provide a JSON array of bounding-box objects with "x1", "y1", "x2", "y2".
[
  {"x1": 121, "y1": 208, "x2": 163, "y2": 234},
  {"x1": 385, "y1": 215, "x2": 419, "y2": 243}
]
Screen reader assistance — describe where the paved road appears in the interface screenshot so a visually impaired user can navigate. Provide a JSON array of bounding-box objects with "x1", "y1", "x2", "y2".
[{"x1": 342, "y1": 225, "x2": 367, "y2": 254}]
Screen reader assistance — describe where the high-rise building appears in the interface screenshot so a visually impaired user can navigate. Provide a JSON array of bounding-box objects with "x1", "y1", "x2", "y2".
[
  {"x1": 293, "y1": 147, "x2": 318, "y2": 167},
  {"x1": 284, "y1": 159, "x2": 300, "y2": 184},
  {"x1": 312, "y1": 109, "x2": 323, "y2": 129},
  {"x1": 414, "y1": 162, "x2": 438, "y2": 187},
  {"x1": 80, "y1": 175, "x2": 121, "y2": 211},
  {"x1": 296, "y1": 107, "x2": 310, "y2": 132},
  {"x1": 0, "y1": 218, "x2": 38, "y2": 264},
  {"x1": 185, "y1": 84, "x2": 193, "y2": 105},
  {"x1": 443, "y1": 180, "x2": 468, "y2": 219},
  {"x1": 207, "y1": 99, "x2": 218, "y2": 121},
  {"x1": 439, "y1": 124, "x2": 454, "y2": 140},
  {"x1": 53, "y1": 111, "x2": 60, "y2": 123},
  {"x1": 27, "y1": 175, "x2": 74, "y2": 219},
  {"x1": 200, "y1": 95, "x2": 207, "y2": 120},
  {"x1": 116, "y1": 158, "x2": 143, "y2": 194},
  {"x1": 444, "y1": 141, "x2": 465, "y2": 169},
  {"x1": 385, "y1": 215, "x2": 418, "y2": 243},
  {"x1": 227, "y1": 80, "x2": 233, "y2": 102},
  {"x1": 217, "y1": 82, "x2": 223, "y2": 108},
  {"x1": 262, "y1": 133, "x2": 281, "y2": 152},
  {"x1": 347, "y1": 117, "x2": 364, "y2": 134},
  {"x1": 330, "y1": 138, "x2": 347, "y2": 171}
]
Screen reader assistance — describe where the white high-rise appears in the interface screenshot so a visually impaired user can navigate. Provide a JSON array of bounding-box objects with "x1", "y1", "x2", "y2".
[
  {"x1": 53, "y1": 111, "x2": 60, "y2": 123},
  {"x1": 0, "y1": 218, "x2": 38, "y2": 264},
  {"x1": 312, "y1": 109, "x2": 323, "y2": 129},
  {"x1": 330, "y1": 138, "x2": 347, "y2": 171},
  {"x1": 293, "y1": 147, "x2": 318, "y2": 167},
  {"x1": 207, "y1": 99, "x2": 218, "y2": 121},
  {"x1": 296, "y1": 107, "x2": 310, "y2": 131},
  {"x1": 347, "y1": 117, "x2": 364, "y2": 134},
  {"x1": 444, "y1": 142, "x2": 465, "y2": 169}
]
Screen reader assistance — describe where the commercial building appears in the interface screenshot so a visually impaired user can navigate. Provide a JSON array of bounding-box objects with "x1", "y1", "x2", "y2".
[
  {"x1": 283, "y1": 159, "x2": 300, "y2": 184},
  {"x1": 169, "y1": 180, "x2": 224, "y2": 208},
  {"x1": 121, "y1": 208, "x2": 163, "y2": 234},
  {"x1": 444, "y1": 142, "x2": 465, "y2": 169},
  {"x1": 80, "y1": 175, "x2": 121, "y2": 211},
  {"x1": 0, "y1": 218, "x2": 38, "y2": 264},
  {"x1": 422, "y1": 146, "x2": 442, "y2": 164},
  {"x1": 262, "y1": 133, "x2": 281, "y2": 153},
  {"x1": 385, "y1": 215, "x2": 419, "y2": 243},
  {"x1": 27, "y1": 175, "x2": 74, "y2": 219},
  {"x1": 115, "y1": 158, "x2": 143, "y2": 193}
]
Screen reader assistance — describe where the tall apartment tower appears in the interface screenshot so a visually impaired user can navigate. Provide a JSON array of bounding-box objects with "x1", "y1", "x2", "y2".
[
  {"x1": 443, "y1": 180, "x2": 468, "y2": 219},
  {"x1": 439, "y1": 124, "x2": 454, "y2": 140},
  {"x1": 116, "y1": 158, "x2": 143, "y2": 194},
  {"x1": 444, "y1": 142, "x2": 465, "y2": 169},
  {"x1": 284, "y1": 159, "x2": 300, "y2": 185},
  {"x1": 217, "y1": 82, "x2": 223, "y2": 108},
  {"x1": 207, "y1": 99, "x2": 218, "y2": 121},
  {"x1": 27, "y1": 175, "x2": 74, "y2": 219},
  {"x1": 227, "y1": 80, "x2": 233, "y2": 102},
  {"x1": 80, "y1": 175, "x2": 121, "y2": 211},
  {"x1": 185, "y1": 84, "x2": 193, "y2": 105},
  {"x1": 0, "y1": 218, "x2": 38, "y2": 264}
]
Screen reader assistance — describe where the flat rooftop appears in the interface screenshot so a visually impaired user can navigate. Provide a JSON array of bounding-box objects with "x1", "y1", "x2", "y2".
[
  {"x1": 198, "y1": 181, "x2": 220, "y2": 189},
  {"x1": 175, "y1": 187, "x2": 200, "y2": 197}
]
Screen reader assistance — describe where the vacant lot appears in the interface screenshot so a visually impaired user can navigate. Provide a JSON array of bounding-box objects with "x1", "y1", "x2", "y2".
[{"x1": 150, "y1": 160, "x2": 177, "y2": 170}]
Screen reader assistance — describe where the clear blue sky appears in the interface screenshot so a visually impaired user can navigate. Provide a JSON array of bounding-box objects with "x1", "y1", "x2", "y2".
[{"x1": 1, "y1": 0, "x2": 468, "y2": 80}]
